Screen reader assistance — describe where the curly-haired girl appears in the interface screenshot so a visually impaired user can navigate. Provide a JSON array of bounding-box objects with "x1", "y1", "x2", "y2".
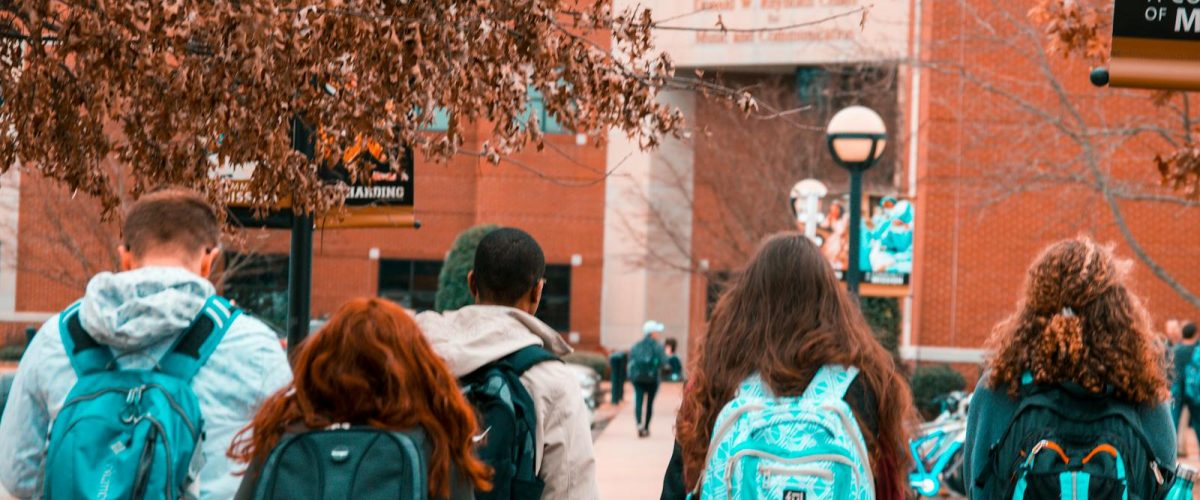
[{"x1": 963, "y1": 237, "x2": 1175, "y2": 499}]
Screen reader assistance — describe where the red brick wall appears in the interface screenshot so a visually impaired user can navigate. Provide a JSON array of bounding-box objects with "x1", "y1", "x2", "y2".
[
  {"x1": 14, "y1": 176, "x2": 121, "y2": 312},
  {"x1": 909, "y1": 0, "x2": 1200, "y2": 357},
  {"x1": 9, "y1": 127, "x2": 608, "y2": 351}
]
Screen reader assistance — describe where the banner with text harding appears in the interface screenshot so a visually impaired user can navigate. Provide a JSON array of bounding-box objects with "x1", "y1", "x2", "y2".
[{"x1": 220, "y1": 140, "x2": 416, "y2": 229}]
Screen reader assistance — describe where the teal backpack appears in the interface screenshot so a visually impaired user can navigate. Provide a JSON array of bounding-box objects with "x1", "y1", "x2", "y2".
[
  {"x1": 628, "y1": 337, "x2": 663, "y2": 384},
  {"x1": 45, "y1": 296, "x2": 237, "y2": 500},
  {"x1": 694, "y1": 364, "x2": 874, "y2": 500},
  {"x1": 1183, "y1": 346, "x2": 1200, "y2": 406}
]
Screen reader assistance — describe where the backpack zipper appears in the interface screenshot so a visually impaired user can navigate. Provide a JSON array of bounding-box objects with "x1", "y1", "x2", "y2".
[
  {"x1": 131, "y1": 424, "x2": 157, "y2": 498},
  {"x1": 759, "y1": 466, "x2": 835, "y2": 481},
  {"x1": 142, "y1": 383, "x2": 199, "y2": 438},
  {"x1": 144, "y1": 415, "x2": 175, "y2": 499},
  {"x1": 60, "y1": 384, "x2": 199, "y2": 439},
  {"x1": 59, "y1": 388, "x2": 129, "y2": 411},
  {"x1": 389, "y1": 432, "x2": 426, "y2": 499}
]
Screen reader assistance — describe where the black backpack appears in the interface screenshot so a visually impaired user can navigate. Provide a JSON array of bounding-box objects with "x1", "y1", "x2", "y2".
[
  {"x1": 977, "y1": 382, "x2": 1173, "y2": 500},
  {"x1": 628, "y1": 337, "x2": 662, "y2": 384},
  {"x1": 250, "y1": 426, "x2": 430, "y2": 500},
  {"x1": 459, "y1": 345, "x2": 559, "y2": 500}
]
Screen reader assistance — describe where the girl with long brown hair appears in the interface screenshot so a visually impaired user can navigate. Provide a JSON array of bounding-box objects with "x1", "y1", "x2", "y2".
[
  {"x1": 228, "y1": 297, "x2": 491, "y2": 499},
  {"x1": 963, "y1": 237, "x2": 1176, "y2": 499},
  {"x1": 671, "y1": 232, "x2": 914, "y2": 498}
]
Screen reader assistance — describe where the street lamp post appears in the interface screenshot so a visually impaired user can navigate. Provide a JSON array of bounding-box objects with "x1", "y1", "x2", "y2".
[{"x1": 826, "y1": 106, "x2": 887, "y2": 295}]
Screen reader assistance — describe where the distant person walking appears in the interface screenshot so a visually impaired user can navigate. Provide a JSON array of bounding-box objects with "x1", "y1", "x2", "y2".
[
  {"x1": 229, "y1": 298, "x2": 492, "y2": 499},
  {"x1": 1174, "y1": 321, "x2": 1198, "y2": 451},
  {"x1": 964, "y1": 237, "x2": 1176, "y2": 499},
  {"x1": 416, "y1": 228, "x2": 599, "y2": 500},
  {"x1": 670, "y1": 233, "x2": 913, "y2": 499},
  {"x1": 629, "y1": 320, "x2": 667, "y2": 437},
  {"x1": 0, "y1": 187, "x2": 291, "y2": 499}
]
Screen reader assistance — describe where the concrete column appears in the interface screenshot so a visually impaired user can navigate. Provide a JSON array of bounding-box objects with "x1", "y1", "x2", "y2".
[
  {"x1": 0, "y1": 169, "x2": 19, "y2": 314},
  {"x1": 601, "y1": 90, "x2": 696, "y2": 364}
]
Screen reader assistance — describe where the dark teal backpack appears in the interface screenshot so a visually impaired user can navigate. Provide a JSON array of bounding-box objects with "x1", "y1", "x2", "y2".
[
  {"x1": 627, "y1": 337, "x2": 662, "y2": 384},
  {"x1": 251, "y1": 426, "x2": 431, "y2": 500},
  {"x1": 459, "y1": 345, "x2": 559, "y2": 500},
  {"x1": 45, "y1": 296, "x2": 236, "y2": 500},
  {"x1": 977, "y1": 378, "x2": 1173, "y2": 500}
]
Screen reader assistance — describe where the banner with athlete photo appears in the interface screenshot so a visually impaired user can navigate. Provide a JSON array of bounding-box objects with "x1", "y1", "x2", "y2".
[{"x1": 796, "y1": 193, "x2": 913, "y2": 287}]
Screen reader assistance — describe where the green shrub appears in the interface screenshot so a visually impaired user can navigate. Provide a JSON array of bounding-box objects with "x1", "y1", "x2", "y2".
[
  {"x1": 910, "y1": 364, "x2": 967, "y2": 419},
  {"x1": 563, "y1": 351, "x2": 609, "y2": 379},
  {"x1": 435, "y1": 224, "x2": 501, "y2": 313},
  {"x1": 860, "y1": 296, "x2": 900, "y2": 357},
  {"x1": 0, "y1": 344, "x2": 24, "y2": 361}
]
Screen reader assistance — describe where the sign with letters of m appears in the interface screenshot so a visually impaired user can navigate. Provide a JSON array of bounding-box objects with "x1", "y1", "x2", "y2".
[{"x1": 1107, "y1": 0, "x2": 1200, "y2": 90}]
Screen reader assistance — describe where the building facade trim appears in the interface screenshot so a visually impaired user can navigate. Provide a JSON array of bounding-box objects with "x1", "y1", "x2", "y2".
[{"x1": 900, "y1": 345, "x2": 985, "y2": 364}]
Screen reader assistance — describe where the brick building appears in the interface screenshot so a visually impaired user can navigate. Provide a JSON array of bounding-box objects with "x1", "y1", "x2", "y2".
[
  {"x1": 604, "y1": 0, "x2": 1200, "y2": 375},
  {"x1": 907, "y1": 0, "x2": 1200, "y2": 379},
  {"x1": 2, "y1": 0, "x2": 1198, "y2": 373},
  {"x1": 0, "y1": 119, "x2": 610, "y2": 352}
]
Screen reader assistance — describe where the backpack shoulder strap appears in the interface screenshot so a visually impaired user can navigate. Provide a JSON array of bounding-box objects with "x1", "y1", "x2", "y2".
[
  {"x1": 801, "y1": 364, "x2": 860, "y2": 401},
  {"x1": 501, "y1": 345, "x2": 560, "y2": 376},
  {"x1": 159, "y1": 295, "x2": 240, "y2": 381},
  {"x1": 58, "y1": 302, "x2": 115, "y2": 377}
]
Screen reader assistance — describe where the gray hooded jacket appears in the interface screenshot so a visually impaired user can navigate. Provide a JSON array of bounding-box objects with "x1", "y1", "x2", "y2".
[
  {"x1": 0, "y1": 267, "x2": 292, "y2": 499},
  {"x1": 416, "y1": 305, "x2": 600, "y2": 500}
]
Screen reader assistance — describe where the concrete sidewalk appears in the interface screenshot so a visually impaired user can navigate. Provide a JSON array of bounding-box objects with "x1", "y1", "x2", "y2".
[{"x1": 593, "y1": 382, "x2": 683, "y2": 500}]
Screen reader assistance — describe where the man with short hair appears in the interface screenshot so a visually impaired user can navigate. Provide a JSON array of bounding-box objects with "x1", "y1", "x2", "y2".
[
  {"x1": 0, "y1": 187, "x2": 291, "y2": 499},
  {"x1": 417, "y1": 227, "x2": 599, "y2": 500}
]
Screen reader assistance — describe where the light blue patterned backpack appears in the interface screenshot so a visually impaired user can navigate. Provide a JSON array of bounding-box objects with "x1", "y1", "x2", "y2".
[{"x1": 694, "y1": 364, "x2": 874, "y2": 500}]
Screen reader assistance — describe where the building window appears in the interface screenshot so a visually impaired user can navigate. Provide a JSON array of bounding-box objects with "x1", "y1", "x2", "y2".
[
  {"x1": 537, "y1": 265, "x2": 571, "y2": 331},
  {"x1": 521, "y1": 88, "x2": 567, "y2": 134},
  {"x1": 425, "y1": 88, "x2": 566, "y2": 134},
  {"x1": 424, "y1": 108, "x2": 451, "y2": 131},
  {"x1": 794, "y1": 66, "x2": 828, "y2": 111},
  {"x1": 379, "y1": 259, "x2": 444, "y2": 312},
  {"x1": 221, "y1": 253, "x2": 289, "y2": 334},
  {"x1": 377, "y1": 259, "x2": 571, "y2": 331}
]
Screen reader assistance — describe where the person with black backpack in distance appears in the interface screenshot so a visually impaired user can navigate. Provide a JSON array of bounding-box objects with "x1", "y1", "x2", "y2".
[
  {"x1": 670, "y1": 233, "x2": 915, "y2": 499},
  {"x1": 0, "y1": 187, "x2": 291, "y2": 499},
  {"x1": 415, "y1": 228, "x2": 599, "y2": 500},
  {"x1": 228, "y1": 298, "x2": 492, "y2": 500},
  {"x1": 963, "y1": 237, "x2": 1179, "y2": 499},
  {"x1": 629, "y1": 320, "x2": 667, "y2": 437}
]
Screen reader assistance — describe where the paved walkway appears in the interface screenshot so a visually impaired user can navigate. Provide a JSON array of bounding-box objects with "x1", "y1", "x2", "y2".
[{"x1": 594, "y1": 382, "x2": 683, "y2": 500}]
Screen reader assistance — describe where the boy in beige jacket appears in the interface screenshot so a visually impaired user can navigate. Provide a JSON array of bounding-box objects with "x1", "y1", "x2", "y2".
[{"x1": 417, "y1": 228, "x2": 600, "y2": 500}]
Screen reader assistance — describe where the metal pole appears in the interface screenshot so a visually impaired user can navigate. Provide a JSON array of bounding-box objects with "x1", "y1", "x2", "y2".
[
  {"x1": 286, "y1": 213, "x2": 313, "y2": 352},
  {"x1": 846, "y1": 168, "x2": 864, "y2": 295}
]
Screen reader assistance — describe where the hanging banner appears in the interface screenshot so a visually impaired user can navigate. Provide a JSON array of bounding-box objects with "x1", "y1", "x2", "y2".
[
  {"x1": 804, "y1": 193, "x2": 913, "y2": 292},
  {"x1": 220, "y1": 128, "x2": 416, "y2": 229},
  {"x1": 1106, "y1": 0, "x2": 1200, "y2": 91}
]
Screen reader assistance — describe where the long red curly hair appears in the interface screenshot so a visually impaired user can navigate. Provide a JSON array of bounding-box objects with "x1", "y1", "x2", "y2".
[
  {"x1": 986, "y1": 237, "x2": 1169, "y2": 405},
  {"x1": 228, "y1": 298, "x2": 491, "y2": 497}
]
